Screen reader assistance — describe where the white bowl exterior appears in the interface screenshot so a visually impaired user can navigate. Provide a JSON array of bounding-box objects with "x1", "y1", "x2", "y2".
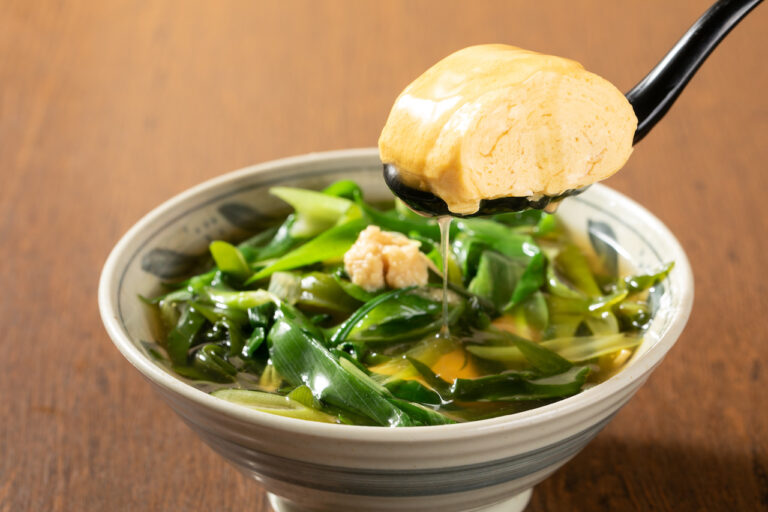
[{"x1": 99, "y1": 149, "x2": 693, "y2": 511}]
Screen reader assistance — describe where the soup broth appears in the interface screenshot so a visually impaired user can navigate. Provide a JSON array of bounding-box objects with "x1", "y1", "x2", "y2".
[{"x1": 144, "y1": 181, "x2": 671, "y2": 426}]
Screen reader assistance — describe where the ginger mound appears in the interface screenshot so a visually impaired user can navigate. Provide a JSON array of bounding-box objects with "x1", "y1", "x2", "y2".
[{"x1": 343, "y1": 226, "x2": 428, "y2": 292}]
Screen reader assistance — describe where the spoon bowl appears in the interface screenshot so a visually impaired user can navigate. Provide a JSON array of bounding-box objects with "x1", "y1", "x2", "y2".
[{"x1": 382, "y1": 163, "x2": 584, "y2": 217}]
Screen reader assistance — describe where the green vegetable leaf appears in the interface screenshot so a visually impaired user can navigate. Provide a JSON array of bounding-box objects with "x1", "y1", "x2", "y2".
[
  {"x1": 546, "y1": 262, "x2": 587, "y2": 299},
  {"x1": 425, "y1": 242, "x2": 463, "y2": 285},
  {"x1": 156, "y1": 299, "x2": 182, "y2": 334},
  {"x1": 546, "y1": 288, "x2": 628, "y2": 316},
  {"x1": 209, "y1": 241, "x2": 252, "y2": 280},
  {"x1": 510, "y1": 334, "x2": 573, "y2": 375},
  {"x1": 346, "y1": 292, "x2": 444, "y2": 344},
  {"x1": 555, "y1": 244, "x2": 602, "y2": 297},
  {"x1": 456, "y1": 218, "x2": 539, "y2": 260},
  {"x1": 467, "y1": 333, "x2": 641, "y2": 364},
  {"x1": 384, "y1": 379, "x2": 443, "y2": 405},
  {"x1": 248, "y1": 302, "x2": 276, "y2": 329},
  {"x1": 192, "y1": 343, "x2": 237, "y2": 382},
  {"x1": 249, "y1": 218, "x2": 368, "y2": 282},
  {"x1": 507, "y1": 252, "x2": 546, "y2": 309},
  {"x1": 535, "y1": 213, "x2": 560, "y2": 236},
  {"x1": 271, "y1": 186, "x2": 359, "y2": 238},
  {"x1": 328, "y1": 286, "x2": 416, "y2": 346},
  {"x1": 332, "y1": 272, "x2": 380, "y2": 302},
  {"x1": 268, "y1": 271, "x2": 302, "y2": 304},
  {"x1": 212, "y1": 389, "x2": 338, "y2": 423},
  {"x1": 222, "y1": 317, "x2": 245, "y2": 356},
  {"x1": 583, "y1": 311, "x2": 620, "y2": 336},
  {"x1": 296, "y1": 272, "x2": 361, "y2": 314},
  {"x1": 450, "y1": 234, "x2": 487, "y2": 283},
  {"x1": 356, "y1": 200, "x2": 442, "y2": 240},
  {"x1": 520, "y1": 366, "x2": 591, "y2": 399},
  {"x1": 468, "y1": 251, "x2": 525, "y2": 310},
  {"x1": 615, "y1": 300, "x2": 651, "y2": 330},
  {"x1": 406, "y1": 357, "x2": 453, "y2": 400},
  {"x1": 322, "y1": 180, "x2": 363, "y2": 200},
  {"x1": 167, "y1": 307, "x2": 207, "y2": 366},
  {"x1": 243, "y1": 326, "x2": 267, "y2": 358},
  {"x1": 268, "y1": 304, "x2": 413, "y2": 426},
  {"x1": 407, "y1": 353, "x2": 585, "y2": 402},
  {"x1": 450, "y1": 371, "x2": 535, "y2": 401},
  {"x1": 183, "y1": 269, "x2": 217, "y2": 294},
  {"x1": 139, "y1": 288, "x2": 192, "y2": 306},
  {"x1": 187, "y1": 301, "x2": 246, "y2": 325},
  {"x1": 624, "y1": 262, "x2": 674, "y2": 293},
  {"x1": 203, "y1": 288, "x2": 276, "y2": 310},
  {"x1": 254, "y1": 215, "x2": 301, "y2": 262},
  {"x1": 506, "y1": 291, "x2": 549, "y2": 335},
  {"x1": 492, "y1": 210, "x2": 547, "y2": 227},
  {"x1": 546, "y1": 313, "x2": 583, "y2": 339},
  {"x1": 237, "y1": 226, "x2": 279, "y2": 261},
  {"x1": 386, "y1": 397, "x2": 455, "y2": 425}
]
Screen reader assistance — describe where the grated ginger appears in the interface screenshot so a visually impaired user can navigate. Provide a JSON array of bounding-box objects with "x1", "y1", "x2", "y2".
[{"x1": 343, "y1": 225, "x2": 428, "y2": 292}]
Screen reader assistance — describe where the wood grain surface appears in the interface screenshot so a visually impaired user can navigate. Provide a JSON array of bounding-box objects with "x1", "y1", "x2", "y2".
[{"x1": 1, "y1": 1, "x2": 766, "y2": 511}]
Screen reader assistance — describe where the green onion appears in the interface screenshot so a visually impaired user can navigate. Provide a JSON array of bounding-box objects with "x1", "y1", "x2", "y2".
[
  {"x1": 209, "y1": 241, "x2": 252, "y2": 280},
  {"x1": 328, "y1": 286, "x2": 416, "y2": 346},
  {"x1": 166, "y1": 307, "x2": 207, "y2": 366},
  {"x1": 249, "y1": 218, "x2": 368, "y2": 282},
  {"x1": 468, "y1": 333, "x2": 642, "y2": 364},
  {"x1": 212, "y1": 389, "x2": 338, "y2": 423}
]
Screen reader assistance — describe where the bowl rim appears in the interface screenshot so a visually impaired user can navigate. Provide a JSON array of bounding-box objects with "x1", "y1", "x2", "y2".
[{"x1": 98, "y1": 147, "x2": 694, "y2": 442}]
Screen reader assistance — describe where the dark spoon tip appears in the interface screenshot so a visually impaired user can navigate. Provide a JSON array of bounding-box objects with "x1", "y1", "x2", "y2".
[{"x1": 383, "y1": 164, "x2": 578, "y2": 218}]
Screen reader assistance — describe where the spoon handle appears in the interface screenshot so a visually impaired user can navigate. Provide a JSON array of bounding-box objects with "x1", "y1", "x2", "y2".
[{"x1": 627, "y1": 0, "x2": 762, "y2": 144}]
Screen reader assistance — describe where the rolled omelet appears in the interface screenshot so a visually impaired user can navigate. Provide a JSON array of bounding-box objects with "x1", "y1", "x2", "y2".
[{"x1": 378, "y1": 44, "x2": 637, "y2": 215}]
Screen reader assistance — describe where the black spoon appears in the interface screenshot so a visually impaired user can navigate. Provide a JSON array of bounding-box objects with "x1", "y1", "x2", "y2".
[{"x1": 384, "y1": 0, "x2": 763, "y2": 218}]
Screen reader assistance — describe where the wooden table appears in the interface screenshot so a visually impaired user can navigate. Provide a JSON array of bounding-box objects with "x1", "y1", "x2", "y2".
[{"x1": 2, "y1": 1, "x2": 766, "y2": 510}]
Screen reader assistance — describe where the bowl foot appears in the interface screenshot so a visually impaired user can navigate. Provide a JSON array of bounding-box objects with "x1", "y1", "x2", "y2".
[
  {"x1": 470, "y1": 489, "x2": 532, "y2": 512},
  {"x1": 267, "y1": 488, "x2": 533, "y2": 512}
]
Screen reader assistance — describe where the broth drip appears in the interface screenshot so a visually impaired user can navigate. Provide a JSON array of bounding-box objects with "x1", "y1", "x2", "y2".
[{"x1": 438, "y1": 216, "x2": 452, "y2": 336}]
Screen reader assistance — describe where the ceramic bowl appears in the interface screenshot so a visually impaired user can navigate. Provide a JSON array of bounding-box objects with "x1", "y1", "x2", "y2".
[{"x1": 98, "y1": 148, "x2": 693, "y2": 512}]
